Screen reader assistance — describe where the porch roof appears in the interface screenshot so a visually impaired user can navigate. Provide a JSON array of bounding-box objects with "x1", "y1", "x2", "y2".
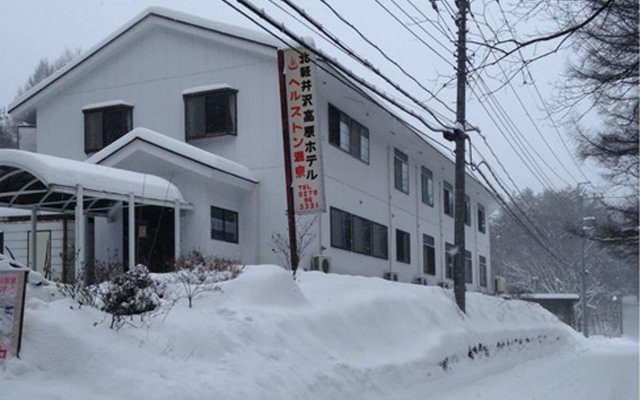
[{"x1": 0, "y1": 149, "x2": 190, "y2": 216}]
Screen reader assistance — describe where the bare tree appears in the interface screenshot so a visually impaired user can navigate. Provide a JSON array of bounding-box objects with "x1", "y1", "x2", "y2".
[
  {"x1": 271, "y1": 216, "x2": 318, "y2": 271},
  {"x1": 16, "y1": 47, "x2": 82, "y2": 96}
]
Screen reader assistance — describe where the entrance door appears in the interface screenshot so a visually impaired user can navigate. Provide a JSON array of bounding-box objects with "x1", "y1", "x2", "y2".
[{"x1": 123, "y1": 206, "x2": 174, "y2": 272}]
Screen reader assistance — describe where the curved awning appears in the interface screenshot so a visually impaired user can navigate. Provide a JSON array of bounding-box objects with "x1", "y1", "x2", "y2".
[{"x1": 0, "y1": 149, "x2": 190, "y2": 216}]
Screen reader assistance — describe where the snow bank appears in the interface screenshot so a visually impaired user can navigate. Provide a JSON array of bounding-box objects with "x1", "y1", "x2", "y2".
[{"x1": 1, "y1": 265, "x2": 583, "y2": 399}]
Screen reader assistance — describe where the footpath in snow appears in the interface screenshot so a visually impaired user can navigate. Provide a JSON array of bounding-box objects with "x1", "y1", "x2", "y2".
[{"x1": 2, "y1": 265, "x2": 627, "y2": 399}]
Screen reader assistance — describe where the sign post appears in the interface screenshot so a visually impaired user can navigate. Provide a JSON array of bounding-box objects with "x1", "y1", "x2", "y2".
[
  {"x1": 278, "y1": 46, "x2": 326, "y2": 273},
  {"x1": 0, "y1": 268, "x2": 28, "y2": 359}
]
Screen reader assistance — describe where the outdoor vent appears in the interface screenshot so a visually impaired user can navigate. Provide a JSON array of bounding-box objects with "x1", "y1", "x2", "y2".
[
  {"x1": 310, "y1": 255, "x2": 331, "y2": 273},
  {"x1": 494, "y1": 276, "x2": 507, "y2": 293},
  {"x1": 412, "y1": 277, "x2": 428, "y2": 286},
  {"x1": 383, "y1": 271, "x2": 398, "y2": 281}
]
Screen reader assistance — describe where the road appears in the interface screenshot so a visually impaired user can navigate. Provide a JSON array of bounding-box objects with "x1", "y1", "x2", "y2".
[{"x1": 391, "y1": 337, "x2": 638, "y2": 400}]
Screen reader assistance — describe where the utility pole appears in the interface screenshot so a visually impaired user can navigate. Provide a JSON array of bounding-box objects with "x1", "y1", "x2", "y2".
[
  {"x1": 452, "y1": 0, "x2": 469, "y2": 312},
  {"x1": 578, "y1": 182, "x2": 590, "y2": 337}
]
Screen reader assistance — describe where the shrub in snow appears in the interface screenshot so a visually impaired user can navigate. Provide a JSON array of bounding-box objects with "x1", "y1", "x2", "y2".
[
  {"x1": 98, "y1": 264, "x2": 161, "y2": 329},
  {"x1": 173, "y1": 250, "x2": 243, "y2": 308}
]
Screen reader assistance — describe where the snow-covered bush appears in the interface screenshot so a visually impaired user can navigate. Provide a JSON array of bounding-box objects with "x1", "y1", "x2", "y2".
[
  {"x1": 98, "y1": 264, "x2": 161, "y2": 329},
  {"x1": 173, "y1": 250, "x2": 243, "y2": 308}
]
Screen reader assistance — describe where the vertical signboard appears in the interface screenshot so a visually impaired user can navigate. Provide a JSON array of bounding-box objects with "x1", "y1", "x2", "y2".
[
  {"x1": 0, "y1": 270, "x2": 28, "y2": 358},
  {"x1": 283, "y1": 47, "x2": 326, "y2": 214}
]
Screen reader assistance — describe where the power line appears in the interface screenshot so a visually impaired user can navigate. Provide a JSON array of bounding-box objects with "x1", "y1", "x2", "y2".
[
  {"x1": 495, "y1": 0, "x2": 594, "y2": 185},
  {"x1": 372, "y1": 0, "x2": 456, "y2": 67},
  {"x1": 314, "y1": 0, "x2": 457, "y2": 115},
  {"x1": 468, "y1": 6, "x2": 582, "y2": 185},
  {"x1": 226, "y1": 0, "x2": 454, "y2": 133}
]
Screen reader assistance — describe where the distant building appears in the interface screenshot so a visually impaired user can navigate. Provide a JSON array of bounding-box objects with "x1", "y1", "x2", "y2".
[
  {"x1": 520, "y1": 293, "x2": 580, "y2": 328},
  {"x1": 1, "y1": 7, "x2": 496, "y2": 291}
]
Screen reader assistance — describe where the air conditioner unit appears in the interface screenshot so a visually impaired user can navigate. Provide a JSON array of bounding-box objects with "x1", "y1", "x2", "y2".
[
  {"x1": 383, "y1": 271, "x2": 398, "y2": 281},
  {"x1": 310, "y1": 255, "x2": 331, "y2": 273},
  {"x1": 438, "y1": 281, "x2": 452, "y2": 289},
  {"x1": 413, "y1": 277, "x2": 428, "y2": 285},
  {"x1": 494, "y1": 276, "x2": 507, "y2": 293}
]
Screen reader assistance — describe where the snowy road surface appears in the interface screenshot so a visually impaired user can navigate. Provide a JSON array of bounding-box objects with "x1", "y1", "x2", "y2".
[{"x1": 388, "y1": 337, "x2": 638, "y2": 400}]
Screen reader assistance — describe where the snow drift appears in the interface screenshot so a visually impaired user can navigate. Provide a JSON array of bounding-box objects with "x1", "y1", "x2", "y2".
[{"x1": 1, "y1": 265, "x2": 583, "y2": 399}]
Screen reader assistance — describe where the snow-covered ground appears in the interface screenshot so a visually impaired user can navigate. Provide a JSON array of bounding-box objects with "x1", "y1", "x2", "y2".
[{"x1": 1, "y1": 265, "x2": 637, "y2": 399}]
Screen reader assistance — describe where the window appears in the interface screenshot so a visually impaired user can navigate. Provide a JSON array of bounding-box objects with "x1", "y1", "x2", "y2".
[
  {"x1": 478, "y1": 204, "x2": 486, "y2": 233},
  {"x1": 84, "y1": 105, "x2": 132, "y2": 153},
  {"x1": 184, "y1": 88, "x2": 237, "y2": 139},
  {"x1": 396, "y1": 229, "x2": 410, "y2": 263},
  {"x1": 443, "y1": 181, "x2": 454, "y2": 217},
  {"x1": 394, "y1": 149, "x2": 410, "y2": 194},
  {"x1": 465, "y1": 250, "x2": 473, "y2": 284},
  {"x1": 330, "y1": 207, "x2": 387, "y2": 259},
  {"x1": 210, "y1": 206, "x2": 238, "y2": 243},
  {"x1": 328, "y1": 105, "x2": 369, "y2": 163},
  {"x1": 464, "y1": 195, "x2": 471, "y2": 226},
  {"x1": 423, "y1": 234, "x2": 436, "y2": 275},
  {"x1": 445, "y1": 242, "x2": 454, "y2": 279},
  {"x1": 479, "y1": 255, "x2": 488, "y2": 287},
  {"x1": 353, "y1": 216, "x2": 372, "y2": 255},
  {"x1": 421, "y1": 167, "x2": 434, "y2": 206}
]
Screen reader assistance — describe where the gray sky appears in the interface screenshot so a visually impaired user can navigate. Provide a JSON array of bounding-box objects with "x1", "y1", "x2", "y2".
[{"x1": 0, "y1": 0, "x2": 608, "y2": 195}]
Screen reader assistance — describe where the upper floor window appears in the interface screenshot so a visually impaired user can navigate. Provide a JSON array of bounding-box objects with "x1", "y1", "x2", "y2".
[
  {"x1": 394, "y1": 149, "x2": 410, "y2": 194},
  {"x1": 211, "y1": 206, "x2": 238, "y2": 243},
  {"x1": 423, "y1": 234, "x2": 436, "y2": 275},
  {"x1": 479, "y1": 255, "x2": 488, "y2": 287},
  {"x1": 328, "y1": 104, "x2": 369, "y2": 163},
  {"x1": 396, "y1": 229, "x2": 410, "y2": 263},
  {"x1": 464, "y1": 195, "x2": 471, "y2": 226},
  {"x1": 443, "y1": 181, "x2": 454, "y2": 217},
  {"x1": 478, "y1": 204, "x2": 486, "y2": 233},
  {"x1": 184, "y1": 87, "x2": 237, "y2": 139},
  {"x1": 421, "y1": 167, "x2": 434, "y2": 206},
  {"x1": 83, "y1": 103, "x2": 132, "y2": 153}
]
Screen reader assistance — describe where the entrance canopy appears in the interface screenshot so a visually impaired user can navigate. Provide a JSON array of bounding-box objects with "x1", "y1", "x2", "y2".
[{"x1": 0, "y1": 149, "x2": 190, "y2": 216}]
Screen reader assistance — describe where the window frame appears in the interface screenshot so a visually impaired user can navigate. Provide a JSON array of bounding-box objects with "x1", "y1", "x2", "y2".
[
  {"x1": 396, "y1": 229, "x2": 411, "y2": 264},
  {"x1": 421, "y1": 167, "x2": 434, "y2": 206},
  {"x1": 330, "y1": 207, "x2": 388, "y2": 259},
  {"x1": 445, "y1": 242, "x2": 454, "y2": 279},
  {"x1": 479, "y1": 255, "x2": 488, "y2": 287},
  {"x1": 210, "y1": 206, "x2": 239, "y2": 244},
  {"x1": 422, "y1": 234, "x2": 436, "y2": 275},
  {"x1": 464, "y1": 250, "x2": 473, "y2": 284},
  {"x1": 328, "y1": 104, "x2": 370, "y2": 164},
  {"x1": 478, "y1": 204, "x2": 486, "y2": 233},
  {"x1": 83, "y1": 104, "x2": 133, "y2": 153},
  {"x1": 464, "y1": 195, "x2": 471, "y2": 227},
  {"x1": 394, "y1": 148, "x2": 410, "y2": 194},
  {"x1": 443, "y1": 181, "x2": 454, "y2": 217},
  {"x1": 184, "y1": 88, "x2": 238, "y2": 140}
]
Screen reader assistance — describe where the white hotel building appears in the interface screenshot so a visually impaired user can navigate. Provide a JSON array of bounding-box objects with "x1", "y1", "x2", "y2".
[{"x1": 0, "y1": 8, "x2": 497, "y2": 292}]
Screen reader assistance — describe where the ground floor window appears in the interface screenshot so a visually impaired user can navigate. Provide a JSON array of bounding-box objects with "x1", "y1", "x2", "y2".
[
  {"x1": 423, "y1": 234, "x2": 436, "y2": 275},
  {"x1": 210, "y1": 206, "x2": 238, "y2": 243},
  {"x1": 445, "y1": 242, "x2": 454, "y2": 279},
  {"x1": 479, "y1": 255, "x2": 488, "y2": 287},
  {"x1": 396, "y1": 229, "x2": 410, "y2": 263},
  {"x1": 330, "y1": 207, "x2": 387, "y2": 259},
  {"x1": 465, "y1": 250, "x2": 473, "y2": 284}
]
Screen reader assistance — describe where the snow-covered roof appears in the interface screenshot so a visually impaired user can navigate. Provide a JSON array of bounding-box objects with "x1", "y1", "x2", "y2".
[
  {"x1": 86, "y1": 127, "x2": 258, "y2": 184},
  {"x1": 82, "y1": 100, "x2": 134, "y2": 111},
  {"x1": 521, "y1": 293, "x2": 580, "y2": 301},
  {"x1": 182, "y1": 84, "x2": 236, "y2": 96},
  {"x1": 9, "y1": 6, "x2": 278, "y2": 116},
  {"x1": 0, "y1": 149, "x2": 188, "y2": 215}
]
